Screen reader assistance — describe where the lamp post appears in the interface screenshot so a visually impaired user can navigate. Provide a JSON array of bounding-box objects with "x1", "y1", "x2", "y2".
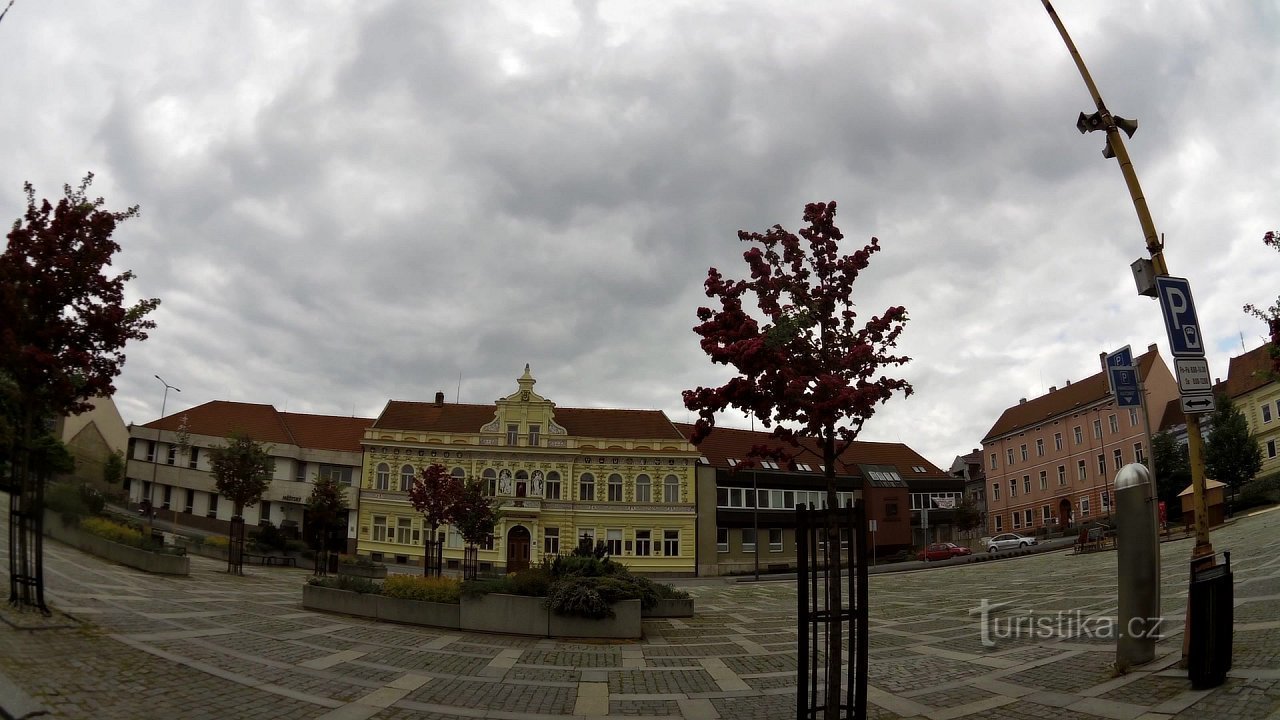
[{"x1": 148, "y1": 375, "x2": 179, "y2": 537}]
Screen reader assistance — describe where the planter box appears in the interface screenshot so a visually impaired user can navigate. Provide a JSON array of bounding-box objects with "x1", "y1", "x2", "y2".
[
  {"x1": 461, "y1": 593, "x2": 550, "y2": 636},
  {"x1": 43, "y1": 511, "x2": 189, "y2": 576},
  {"x1": 302, "y1": 584, "x2": 379, "y2": 618},
  {"x1": 643, "y1": 597, "x2": 695, "y2": 618},
  {"x1": 550, "y1": 598, "x2": 641, "y2": 639},
  {"x1": 377, "y1": 595, "x2": 460, "y2": 628},
  {"x1": 338, "y1": 564, "x2": 387, "y2": 580}
]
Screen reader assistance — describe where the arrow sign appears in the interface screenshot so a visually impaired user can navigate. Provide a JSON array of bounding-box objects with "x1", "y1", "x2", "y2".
[{"x1": 1181, "y1": 394, "x2": 1216, "y2": 414}]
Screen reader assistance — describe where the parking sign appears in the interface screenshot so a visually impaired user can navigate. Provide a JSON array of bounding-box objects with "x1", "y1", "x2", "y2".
[{"x1": 1155, "y1": 276, "x2": 1204, "y2": 357}]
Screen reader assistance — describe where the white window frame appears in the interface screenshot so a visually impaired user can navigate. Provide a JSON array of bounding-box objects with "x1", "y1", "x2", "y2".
[
  {"x1": 372, "y1": 515, "x2": 388, "y2": 542},
  {"x1": 663, "y1": 474, "x2": 680, "y2": 503},
  {"x1": 396, "y1": 517, "x2": 412, "y2": 544},
  {"x1": 579, "y1": 473, "x2": 595, "y2": 501},
  {"x1": 741, "y1": 528, "x2": 756, "y2": 552},
  {"x1": 607, "y1": 474, "x2": 623, "y2": 502},
  {"x1": 1039, "y1": 471, "x2": 1047, "y2": 491},
  {"x1": 545, "y1": 471, "x2": 561, "y2": 500},
  {"x1": 662, "y1": 530, "x2": 680, "y2": 557},
  {"x1": 634, "y1": 529, "x2": 651, "y2": 557},
  {"x1": 716, "y1": 528, "x2": 729, "y2": 553},
  {"x1": 544, "y1": 527, "x2": 560, "y2": 555},
  {"x1": 994, "y1": 515, "x2": 1004, "y2": 533},
  {"x1": 400, "y1": 464, "x2": 415, "y2": 492},
  {"x1": 768, "y1": 528, "x2": 783, "y2": 552},
  {"x1": 376, "y1": 463, "x2": 390, "y2": 491},
  {"x1": 1080, "y1": 498, "x2": 1091, "y2": 517},
  {"x1": 635, "y1": 474, "x2": 651, "y2": 503},
  {"x1": 606, "y1": 528, "x2": 623, "y2": 556}
]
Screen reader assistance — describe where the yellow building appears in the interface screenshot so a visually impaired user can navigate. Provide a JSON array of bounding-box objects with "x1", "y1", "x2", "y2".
[
  {"x1": 356, "y1": 367, "x2": 700, "y2": 575},
  {"x1": 1226, "y1": 343, "x2": 1280, "y2": 476}
]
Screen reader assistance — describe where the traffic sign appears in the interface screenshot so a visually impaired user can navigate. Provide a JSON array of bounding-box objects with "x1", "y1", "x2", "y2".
[
  {"x1": 1175, "y1": 358, "x2": 1213, "y2": 394},
  {"x1": 1106, "y1": 345, "x2": 1134, "y2": 396},
  {"x1": 1155, "y1": 276, "x2": 1205, "y2": 357},
  {"x1": 1181, "y1": 394, "x2": 1216, "y2": 414},
  {"x1": 1109, "y1": 365, "x2": 1142, "y2": 407}
]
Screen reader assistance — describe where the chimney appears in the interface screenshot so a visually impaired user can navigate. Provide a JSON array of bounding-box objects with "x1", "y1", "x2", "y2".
[
  {"x1": 1066, "y1": 379, "x2": 1072, "y2": 386},
  {"x1": 1019, "y1": 398, "x2": 1027, "y2": 404},
  {"x1": 1148, "y1": 343, "x2": 1157, "y2": 354},
  {"x1": 434, "y1": 391, "x2": 445, "y2": 407},
  {"x1": 1049, "y1": 386, "x2": 1057, "y2": 393},
  {"x1": 1099, "y1": 351, "x2": 1108, "y2": 371}
]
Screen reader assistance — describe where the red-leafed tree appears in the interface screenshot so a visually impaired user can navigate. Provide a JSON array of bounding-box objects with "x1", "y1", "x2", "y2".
[
  {"x1": 1, "y1": 174, "x2": 159, "y2": 611},
  {"x1": 1244, "y1": 229, "x2": 1280, "y2": 378},
  {"x1": 409, "y1": 463, "x2": 463, "y2": 577},
  {"x1": 683, "y1": 201, "x2": 911, "y2": 719}
]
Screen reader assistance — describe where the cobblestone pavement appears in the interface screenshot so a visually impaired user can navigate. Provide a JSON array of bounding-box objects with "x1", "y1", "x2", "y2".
[{"x1": 1, "y1": 507, "x2": 1277, "y2": 719}]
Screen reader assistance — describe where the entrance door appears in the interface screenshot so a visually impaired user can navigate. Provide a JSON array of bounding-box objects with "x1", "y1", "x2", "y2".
[
  {"x1": 1058, "y1": 498, "x2": 1073, "y2": 528},
  {"x1": 506, "y1": 525, "x2": 531, "y2": 573}
]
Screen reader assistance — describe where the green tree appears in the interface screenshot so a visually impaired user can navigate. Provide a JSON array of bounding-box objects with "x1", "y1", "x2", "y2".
[
  {"x1": 953, "y1": 493, "x2": 983, "y2": 535},
  {"x1": 1203, "y1": 396, "x2": 1263, "y2": 499},
  {"x1": 208, "y1": 432, "x2": 274, "y2": 517},
  {"x1": 102, "y1": 449, "x2": 125, "y2": 487},
  {"x1": 305, "y1": 474, "x2": 347, "y2": 577},
  {"x1": 1151, "y1": 431, "x2": 1190, "y2": 516},
  {"x1": 452, "y1": 479, "x2": 501, "y2": 548}
]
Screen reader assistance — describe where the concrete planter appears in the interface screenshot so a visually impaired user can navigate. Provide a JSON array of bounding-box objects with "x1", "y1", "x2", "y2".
[
  {"x1": 550, "y1": 599, "x2": 641, "y2": 639},
  {"x1": 461, "y1": 593, "x2": 550, "y2": 636},
  {"x1": 338, "y1": 563, "x2": 387, "y2": 580},
  {"x1": 43, "y1": 511, "x2": 189, "y2": 576},
  {"x1": 302, "y1": 584, "x2": 379, "y2": 618},
  {"x1": 643, "y1": 597, "x2": 695, "y2": 618},
  {"x1": 377, "y1": 595, "x2": 460, "y2": 628}
]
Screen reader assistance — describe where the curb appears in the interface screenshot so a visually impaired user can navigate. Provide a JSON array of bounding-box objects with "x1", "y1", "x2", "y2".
[{"x1": 0, "y1": 670, "x2": 46, "y2": 720}]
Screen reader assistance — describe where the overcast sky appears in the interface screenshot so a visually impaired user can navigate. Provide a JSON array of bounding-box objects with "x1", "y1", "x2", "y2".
[{"x1": 4, "y1": 1, "x2": 1278, "y2": 467}]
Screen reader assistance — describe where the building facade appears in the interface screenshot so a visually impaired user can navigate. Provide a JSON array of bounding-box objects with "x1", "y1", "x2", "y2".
[
  {"x1": 950, "y1": 449, "x2": 986, "y2": 541},
  {"x1": 682, "y1": 423, "x2": 936, "y2": 575},
  {"x1": 981, "y1": 344, "x2": 1178, "y2": 536},
  {"x1": 355, "y1": 368, "x2": 700, "y2": 576},
  {"x1": 128, "y1": 402, "x2": 370, "y2": 550},
  {"x1": 1223, "y1": 343, "x2": 1280, "y2": 476}
]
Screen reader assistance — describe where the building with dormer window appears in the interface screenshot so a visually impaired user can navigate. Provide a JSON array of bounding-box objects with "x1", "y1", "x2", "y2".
[{"x1": 355, "y1": 366, "x2": 700, "y2": 575}]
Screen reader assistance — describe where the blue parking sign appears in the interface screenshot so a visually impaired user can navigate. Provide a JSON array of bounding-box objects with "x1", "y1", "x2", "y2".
[{"x1": 1155, "y1": 276, "x2": 1204, "y2": 357}]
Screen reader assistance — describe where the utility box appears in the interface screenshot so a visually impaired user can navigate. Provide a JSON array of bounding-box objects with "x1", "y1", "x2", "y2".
[{"x1": 1187, "y1": 552, "x2": 1233, "y2": 689}]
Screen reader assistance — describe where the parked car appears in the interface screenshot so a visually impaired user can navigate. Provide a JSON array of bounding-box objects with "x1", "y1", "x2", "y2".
[
  {"x1": 985, "y1": 533, "x2": 1037, "y2": 553},
  {"x1": 917, "y1": 542, "x2": 973, "y2": 562}
]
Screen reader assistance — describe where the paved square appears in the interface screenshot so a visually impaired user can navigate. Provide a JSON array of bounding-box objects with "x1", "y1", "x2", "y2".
[{"x1": 1, "y1": 508, "x2": 1277, "y2": 718}]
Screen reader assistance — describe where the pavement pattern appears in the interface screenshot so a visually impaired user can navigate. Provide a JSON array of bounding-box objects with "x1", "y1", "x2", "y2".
[{"x1": 1, "y1": 507, "x2": 1277, "y2": 719}]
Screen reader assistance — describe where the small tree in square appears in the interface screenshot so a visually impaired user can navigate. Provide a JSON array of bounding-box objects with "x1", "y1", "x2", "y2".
[
  {"x1": 683, "y1": 201, "x2": 911, "y2": 719},
  {"x1": 452, "y1": 479, "x2": 501, "y2": 577},
  {"x1": 305, "y1": 473, "x2": 348, "y2": 577},
  {"x1": 408, "y1": 463, "x2": 463, "y2": 577},
  {"x1": 209, "y1": 432, "x2": 274, "y2": 574},
  {"x1": 1204, "y1": 395, "x2": 1263, "y2": 502}
]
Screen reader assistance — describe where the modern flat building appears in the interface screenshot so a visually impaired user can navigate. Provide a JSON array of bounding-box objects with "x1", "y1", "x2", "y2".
[
  {"x1": 980, "y1": 344, "x2": 1178, "y2": 535},
  {"x1": 355, "y1": 367, "x2": 700, "y2": 576},
  {"x1": 128, "y1": 401, "x2": 371, "y2": 551},
  {"x1": 679, "y1": 423, "x2": 942, "y2": 575}
]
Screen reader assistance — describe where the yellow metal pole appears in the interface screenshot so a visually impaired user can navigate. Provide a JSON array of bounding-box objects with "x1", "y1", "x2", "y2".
[{"x1": 1041, "y1": 0, "x2": 1213, "y2": 559}]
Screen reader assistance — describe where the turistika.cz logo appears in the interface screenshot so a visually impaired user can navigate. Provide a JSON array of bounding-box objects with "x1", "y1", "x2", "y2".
[{"x1": 972, "y1": 599, "x2": 1164, "y2": 648}]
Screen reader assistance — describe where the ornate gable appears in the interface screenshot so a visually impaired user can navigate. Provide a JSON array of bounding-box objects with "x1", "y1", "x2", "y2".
[{"x1": 479, "y1": 365, "x2": 568, "y2": 436}]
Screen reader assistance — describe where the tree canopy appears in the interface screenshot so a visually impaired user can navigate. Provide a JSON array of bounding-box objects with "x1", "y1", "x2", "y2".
[
  {"x1": 305, "y1": 473, "x2": 348, "y2": 575},
  {"x1": 1203, "y1": 395, "x2": 1263, "y2": 495},
  {"x1": 208, "y1": 432, "x2": 274, "y2": 516},
  {"x1": 452, "y1": 479, "x2": 500, "y2": 546},
  {"x1": 1243, "y1": 230, "x2": 1280, "y2": 378},
  {"x1": 1151, "y1": 431, "x2": 1190, "y2": 514}
]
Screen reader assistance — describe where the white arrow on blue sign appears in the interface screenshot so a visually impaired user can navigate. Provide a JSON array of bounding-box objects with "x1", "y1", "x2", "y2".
[
  {"x1": 1155, "y1": 276, "x2": 1205, "y2": 357},
  {"x1": 1109, "y1": 365, "x2": 1142, "y2": 408}
]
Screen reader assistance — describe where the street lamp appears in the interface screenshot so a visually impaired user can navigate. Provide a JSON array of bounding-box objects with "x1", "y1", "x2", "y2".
[{"x1": 147, "y1": 375, "x2": 180, "y2": 534}]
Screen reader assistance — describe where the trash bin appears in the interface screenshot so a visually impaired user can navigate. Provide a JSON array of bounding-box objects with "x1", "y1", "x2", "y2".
[
  {"x1": 1187, "y1": 552, "x2": 1232, "y2": 689},
  {"x1": 327, "y1": 553, "x2": 339, "y2": 574}
]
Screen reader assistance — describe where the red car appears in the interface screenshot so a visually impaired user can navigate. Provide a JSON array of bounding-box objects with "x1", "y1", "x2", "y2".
[{"x1": 917, "y1": 542, "x2": 973, "y2": 562}]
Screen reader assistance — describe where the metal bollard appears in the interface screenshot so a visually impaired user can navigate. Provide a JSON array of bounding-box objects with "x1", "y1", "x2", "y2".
[{"x1": 1115, "y1": 463, "x2": 1161, "y2": 668}]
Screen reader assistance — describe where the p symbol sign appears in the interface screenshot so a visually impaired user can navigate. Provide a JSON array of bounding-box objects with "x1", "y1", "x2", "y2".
[{"x1": 1155, "y1": 276, "x2": 1204, "y2": 357}]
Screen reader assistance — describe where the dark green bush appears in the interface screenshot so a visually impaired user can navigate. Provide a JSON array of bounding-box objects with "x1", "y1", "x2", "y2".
[
  {"x1": 249, "y1": 523, "x2": 289, "y2": 553},
  {"x1": 1235, "y1": 473, "x2": 1280, "y2": 512},
  {"x1": 44, "y1": 482, "x2": 90, "y2": 523},
  {"x1": 308, "y1": 575, "x2": 381, "y2": 594},
  {"x1": 506, "y1": 567, "x2": 552, "y2": 597},
  {"x1": 461, "y1": 577, "x2": 513, "y2": 598},
  {"x1": 548, "y1": 554, "x2": 615, "y2": 578},
  {"x1": 547, "y1": 577, "x2": 613, "y2": 619}
]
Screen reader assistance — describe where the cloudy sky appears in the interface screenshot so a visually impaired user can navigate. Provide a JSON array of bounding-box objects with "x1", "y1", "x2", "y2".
[{"x1": 4, "y1": 1, "x2": 1277, "y2": 466}]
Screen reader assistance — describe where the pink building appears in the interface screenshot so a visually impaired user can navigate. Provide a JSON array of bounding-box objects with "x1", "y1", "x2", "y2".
[{"x1": 980, "y1": 344, "x2": 1178, "y2": 536}]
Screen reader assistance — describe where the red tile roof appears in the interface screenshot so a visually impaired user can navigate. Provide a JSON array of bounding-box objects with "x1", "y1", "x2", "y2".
[
  {"x1": 1225, "y1": 343, "x2": 1276, "y2": 399},
  {"x1": 373, "y1": 401, "x2": 687, "y2": 442},
  {"x1": 141, "y1": 401, "x2": 372, "y2": 452},
  {"x1": 672, "y1": 422, "x2": 948, "y2": 478},
  {"x1": 982, "y1": 347, "x2": 1161, "y2": 443}
]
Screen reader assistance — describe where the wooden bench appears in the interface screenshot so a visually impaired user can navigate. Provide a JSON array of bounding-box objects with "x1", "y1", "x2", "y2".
[{"x1": 1074, "y1": 527, "x2": 1116, "y2": 554}]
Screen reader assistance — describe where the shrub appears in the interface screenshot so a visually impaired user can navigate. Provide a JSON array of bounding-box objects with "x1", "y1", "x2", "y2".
[
  {"x1": 461, "y1": 577, "x2": 513, "y2": 598},
  {"x1": 340, "y1": 554, "x2": 381, "y2": 567},
  {"x1": 44, "y1": 482, "x2": 91, "y2": 523},
  {"x1": 548, "y1": 554, "x2": 614, "y2": 578},
  {"x1": 81, "y1": 517, "x2": 146, "y2": 547},
  {"x1": 308, "y1": 575, "x2": 381, "y2": 594},
  {"x1": 382, "y1": 575, "x2": 461, "y2": 604},
  {"x1": 249, "y1": 523, "x2": 289, "y2": 553},
  {"x1": 506, "y1": 567, "x2": 553, "y2": 597},
  {"x1": 204, "y1": 535, "x2": 230, "y2": 549},
  {"x1": 1235, "y1": 473, "x2": 1280, "y2": 512},
  {"x1": 547, "y1": 576, "x2": 613, "y2": 619}
]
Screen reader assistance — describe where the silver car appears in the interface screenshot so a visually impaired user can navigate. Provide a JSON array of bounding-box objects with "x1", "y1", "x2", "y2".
[{"x1": 985, "y1": 533, "x2": 1037, "y2": 553}]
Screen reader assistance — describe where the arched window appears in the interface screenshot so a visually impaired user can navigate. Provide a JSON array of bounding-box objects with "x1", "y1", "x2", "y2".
[
  {"x1": 375, "y1": 463, "x2": 390, "y2": 491},
  {"x1": 451, "y1": 467, "x2": 466, "y2": 481},
  {"x1": 663, "y1": 474, "x2": 680, "y2": 503},
  {"x1": 607, "y1": 473, "x2": 623, "y2": 502},
  {"x1": 545, "y1": 471, "x2": 561, "y2": 500},
  {"x1": 400, "y1": 464, "x2": 415, "y2": 492},
  {"x1": 579, "y1": 473, "x2": 595, "y2": 502},
  {"x1": 515, "y1": 470, "x2": 529, "y2": 498},
  {"x1": 634, "y1": 474, "x2": 651, "y2": 503},
  {"x1": 482, "y1": 468, "x2": 497, "y2": 496}
]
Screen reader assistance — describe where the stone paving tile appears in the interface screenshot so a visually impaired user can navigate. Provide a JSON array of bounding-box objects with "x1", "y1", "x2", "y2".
[
  {"x1": 610, "y1": 699, "x2": 682, "y2": 715},
  {"x1": 608, "y1": 669, "x2": 721, "y2": 694},
  {"x1": 1234, "y1": 626, "x2": 1280, "y2": 667},
  {"x1": 1171, "y1": 677, "x2": 1280, "y2": 719},
  {"x1": 909, "y1": 684, "x2": 1000, "y2": 708},
  {"x1": 644, "y1": 642, "x2": 745, "y2": 658},
  {"x1": 1001, "y1": 653, "x2": 1119, "y2": 693},
  {"x1": 359, "y1": 647, "x2": 493, "y2": 675},
  {"x1": 980, "y1": 699, "x2": 1109, "y2": 719},
  {"x1": 722, "y1": 652, "x2": 800, "y2": 675},
  {"x1": 508, "y1": 666, "x2": 580, "y2": 683},
  {"x1": 520, "y1": 649, "x2": 622, "y2": 667},
  {"x1": 868, "y1": 652, "x2": 993, "y2": 693},
  {"x1": 1098, "y1": 674, "x2": 1190, "y2": 705},
  {"x1": 406, "y1": 677, "x2": 577, "y2": 714}
]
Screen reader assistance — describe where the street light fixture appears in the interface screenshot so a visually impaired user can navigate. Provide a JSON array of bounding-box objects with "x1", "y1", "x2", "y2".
[{"x1": 147, "y1": 375, "x2": 180, "y2": 536}]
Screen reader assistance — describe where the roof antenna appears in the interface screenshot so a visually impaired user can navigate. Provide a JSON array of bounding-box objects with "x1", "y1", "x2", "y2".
[{"x1": 456, "y1": 371, "x2": 462, "y2": 403}]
